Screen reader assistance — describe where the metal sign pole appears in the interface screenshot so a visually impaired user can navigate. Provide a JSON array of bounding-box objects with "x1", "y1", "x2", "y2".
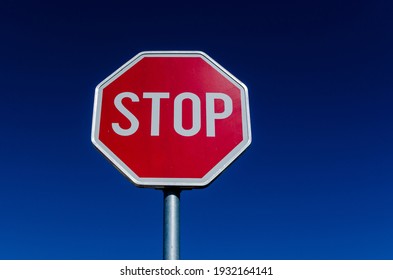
[{"x1": 163, "y1": 189, "x2": 180, "y2": 260}]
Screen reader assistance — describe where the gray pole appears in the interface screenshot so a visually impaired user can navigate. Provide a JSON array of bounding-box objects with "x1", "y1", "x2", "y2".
[{"x1": 163, "y1": 189, "x2": 180, "y2": 260}]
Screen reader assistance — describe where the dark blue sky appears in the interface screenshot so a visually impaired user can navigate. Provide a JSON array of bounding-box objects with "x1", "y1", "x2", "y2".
[{"x1": 1, "y1": 0, "x2": 392, "y2": 259}]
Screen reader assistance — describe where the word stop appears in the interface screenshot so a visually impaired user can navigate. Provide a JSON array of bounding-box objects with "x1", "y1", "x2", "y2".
[{"x1": 112, "y1": 92, "x2": 233, "y2": 137}]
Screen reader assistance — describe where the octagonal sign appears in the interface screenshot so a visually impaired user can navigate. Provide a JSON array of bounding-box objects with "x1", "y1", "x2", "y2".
[{"x1": 91, "y1": 51, "x2": 251, "y2": 188}]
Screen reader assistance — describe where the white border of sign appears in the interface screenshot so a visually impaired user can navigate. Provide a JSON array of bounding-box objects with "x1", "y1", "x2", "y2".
[{"x1": 91, "y1": 51, "x2": 251, "y2": 188}]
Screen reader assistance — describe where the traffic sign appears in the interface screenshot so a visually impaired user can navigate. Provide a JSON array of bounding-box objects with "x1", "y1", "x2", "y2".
[{"x1": 91, "y1": 51, "x2": 251, "y2": 188}]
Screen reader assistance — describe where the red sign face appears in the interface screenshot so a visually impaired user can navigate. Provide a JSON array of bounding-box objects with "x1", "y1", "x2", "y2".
[{"x1": 92, "y1": 51, "x2": 251, "y2": 188}]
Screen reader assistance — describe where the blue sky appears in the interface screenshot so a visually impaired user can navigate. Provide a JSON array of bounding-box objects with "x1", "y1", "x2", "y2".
[{"x1": 1, "y1": 0, "x2": 392, "y2": 259}]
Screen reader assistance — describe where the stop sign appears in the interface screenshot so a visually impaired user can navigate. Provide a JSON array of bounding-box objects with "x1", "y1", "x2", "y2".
[{"x1": 91, "y1": 51, "x2": 251, "y2": 188}]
